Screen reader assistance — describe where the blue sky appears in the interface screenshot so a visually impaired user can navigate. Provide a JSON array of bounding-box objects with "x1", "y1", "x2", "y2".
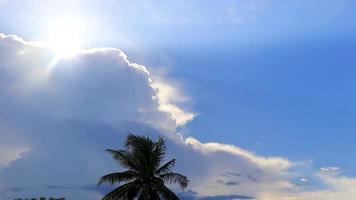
[{"x1": 1, "y1": 0, "x2": 356, "y2": 199}]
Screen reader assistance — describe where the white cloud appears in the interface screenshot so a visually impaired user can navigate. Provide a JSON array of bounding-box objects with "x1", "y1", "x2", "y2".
[
  {"x1": 0, "y1": 144, "x2": 30, "y2": 169},
  {"x1": 258, "y1": 173, "x2": 356, "y2": 200},
  {"x1": 1, "y1": 33, "x2": 356, "y2": 200},
  {"x1": 185, "y1": 137, "x2": 292, "y2": 170},
  {"x1": 0, "y1": 33, "x2": 195, "y2": 199},
  {"x1": 0, "y1": 121, "x2": 30, "y2": 170},
  {"x1": 0, "y1": 33, "x2": 194, "y2": 133},
  {"x1": 320, "y1": 167, "x2": 340, "y2": 172},
  {"x1": 182, "y1": 137, "x2": 297, "y2": 197},
  {"x1": 151, "y1": 76, "x2": 196, "y2": 126}
]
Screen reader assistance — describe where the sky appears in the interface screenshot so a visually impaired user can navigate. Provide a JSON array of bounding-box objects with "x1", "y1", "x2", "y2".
[{"x1": 0, "y1": 0, "x2": 356, "y2": 199}]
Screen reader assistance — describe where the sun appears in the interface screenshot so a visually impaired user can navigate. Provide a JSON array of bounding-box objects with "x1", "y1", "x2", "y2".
[{"x1": 48, "y1": 17, "x2": 86, "y2": 58}]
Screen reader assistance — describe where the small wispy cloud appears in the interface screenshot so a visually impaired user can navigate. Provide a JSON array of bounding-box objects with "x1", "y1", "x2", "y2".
[{"x1": 320, "y1": 167, "x2": 340, "y2": 172}]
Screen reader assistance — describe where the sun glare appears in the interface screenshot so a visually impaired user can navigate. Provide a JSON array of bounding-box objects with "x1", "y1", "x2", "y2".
[{"x1": 48, "y1": 17, "x2": 86, "y2": 58}]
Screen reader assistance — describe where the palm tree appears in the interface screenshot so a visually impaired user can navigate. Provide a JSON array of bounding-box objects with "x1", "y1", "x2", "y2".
[{"x1": 98, "y1": 134, "x2": 189, "y2": 200}]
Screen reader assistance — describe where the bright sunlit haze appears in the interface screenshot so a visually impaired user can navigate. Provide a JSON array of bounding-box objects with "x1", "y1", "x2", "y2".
[{"x1": 46, "y1": 17, "x2": 86, "y2": 57}]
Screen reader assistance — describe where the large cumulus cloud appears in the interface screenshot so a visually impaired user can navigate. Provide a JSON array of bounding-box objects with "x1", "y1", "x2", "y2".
[
  {"x1": 0, "y1": 33, "x2": 194, "y2": 131},
  {"x1": 0, "y1": 33, "x2": 355, "y2": 200},
  {"x1": 0, "y1": 33, "x2": 194, "y2": 199}
]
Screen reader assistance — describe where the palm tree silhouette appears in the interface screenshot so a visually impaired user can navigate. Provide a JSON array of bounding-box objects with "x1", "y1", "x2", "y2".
[{"x1": 98, "y1": 134, "x2": 189, "y2": 200}]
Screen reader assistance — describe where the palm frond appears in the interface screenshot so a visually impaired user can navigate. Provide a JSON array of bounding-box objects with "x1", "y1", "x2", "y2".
[
  {"x1": 159, "y1": 172, "x2": 189, "y2": 189},
  {"x1": 98, "y1": 171, "x2": 138, "y2": 185},
  {"x1": 151, "y1": 136, "x2": 167, "y2": 169},
  {"x1": 102, "y1": 181, "x2": 141, "y2": 200},
  {"x1": 137, "y1": 183, "x2": 161, "y2": 200},
  {"x1": 125, "y1": 134, "x2": 151, "y2": 169},
  {"x1": 106, "y1": 149, "x2": 140, "y2": 171},
  {"x1": 155, "y1": 159, "x2": 175, "y2": 175},
  {"x1": 125, "y1": 134, "x2": 151, "y2": 150},
  {"x1": 155, "y1": 182, "x2": 180, "y2": 200}
]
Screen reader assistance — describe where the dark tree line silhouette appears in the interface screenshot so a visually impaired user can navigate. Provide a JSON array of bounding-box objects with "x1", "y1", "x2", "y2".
[{"x1": 14, "y1": 198, "x2": 65, "y2": 200}]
